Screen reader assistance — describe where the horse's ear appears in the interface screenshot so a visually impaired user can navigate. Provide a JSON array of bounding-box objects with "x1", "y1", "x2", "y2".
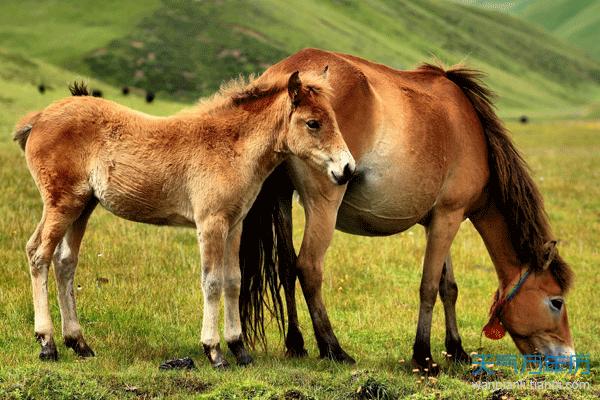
[
  {"x1": 288, "y1": 71, "x2": 303, "y2": 107},
  {"x1": 542, "y1": 240, "x2": 558, "y2": 269},
  {"x1": 322, "y1": 65, "x2": 329, "y2": 79}
]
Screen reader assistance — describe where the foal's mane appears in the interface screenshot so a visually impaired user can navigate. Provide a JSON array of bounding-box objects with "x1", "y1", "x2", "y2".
[
  {"x1": 418, "y1": 62, "x2": 573, "y2": 291},
  {"x1": 189, "y1": 71, "x2": 333, "y2": 116}
]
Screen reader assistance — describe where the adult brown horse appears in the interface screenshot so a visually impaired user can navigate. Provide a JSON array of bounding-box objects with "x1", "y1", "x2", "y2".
[
  {"x1": 14, "y1": 70, "x2": 355, "y2": 368},
  {"x1": 239, "y1": 48, "x2": 574, "y2": 373}
]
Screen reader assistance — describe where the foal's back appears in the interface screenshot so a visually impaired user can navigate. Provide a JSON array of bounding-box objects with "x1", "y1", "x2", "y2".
[{"x1": 24, "y1": 96, "x2": 201, "y2": 226}]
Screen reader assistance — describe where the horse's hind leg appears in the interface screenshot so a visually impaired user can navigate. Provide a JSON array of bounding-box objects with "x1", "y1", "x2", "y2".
[
  {"x1": 412, "y1": 210, "x2": 463, "y2": 375},
  {"x1": 438, "y1": 254, "x2": 470, "y2": 363},
  {"x1": 27, "y1": 206, "x2": 82, "y2": 360},
  {"x1": 53, "y1": 199, "x2": 97, "y2": 357}
]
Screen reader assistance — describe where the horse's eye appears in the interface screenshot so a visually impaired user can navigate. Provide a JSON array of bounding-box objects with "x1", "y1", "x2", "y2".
[
  {"x1": 306, "y1": 120, "x2": 320, "y2": 130},
  {"x1": 549, "y1": 298, "x2": 564, "y2": 312}
]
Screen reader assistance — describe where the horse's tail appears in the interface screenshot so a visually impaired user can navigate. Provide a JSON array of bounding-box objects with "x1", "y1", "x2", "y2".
[
  {"x1": 419, "y1": 63, "x2": 572, "y2": 289},
  {"x1": 13, "y1": 111, "x2": 42, "y2": 151},
  {"x1": 239, "y1": 165, "x2": 295, "y2": 348}
]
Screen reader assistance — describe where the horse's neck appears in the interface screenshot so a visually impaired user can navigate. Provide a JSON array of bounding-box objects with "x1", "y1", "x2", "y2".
[
  {"x1": 192, "y1": 105, "x2": 286, "y2": 179},
  {"x1": 471, "y1": 202, "x2": 526, "y2": 292}
]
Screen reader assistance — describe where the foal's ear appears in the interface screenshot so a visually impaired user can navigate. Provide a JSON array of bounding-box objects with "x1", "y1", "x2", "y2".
[
  {"x1": 288, "y1": 71, "x2": 303, "y2": 107},
  {"x1": 322, "y1": 65, "x2": 329, "y2": 79}
]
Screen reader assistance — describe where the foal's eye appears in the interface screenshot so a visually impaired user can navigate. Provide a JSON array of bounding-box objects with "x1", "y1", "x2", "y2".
[
  {"x1": 306, "y1": 120, "x2": 320, "y2": 130},
  {"x1": 549, "y1": 297, "x2": 564, "y2": 312}
]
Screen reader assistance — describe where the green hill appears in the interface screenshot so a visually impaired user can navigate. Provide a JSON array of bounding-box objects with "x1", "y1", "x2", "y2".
[
  {"x1": 457, "y1": 0, "x2": 600, "y2": 62},
  {"x1": 1, "y1": 0, "x2": 599, "y2": 117}
]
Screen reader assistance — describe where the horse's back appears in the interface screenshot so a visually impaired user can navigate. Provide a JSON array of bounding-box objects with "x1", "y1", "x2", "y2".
[{"x1": 266, "y1": 48, "x2": 490, "y2": 235}]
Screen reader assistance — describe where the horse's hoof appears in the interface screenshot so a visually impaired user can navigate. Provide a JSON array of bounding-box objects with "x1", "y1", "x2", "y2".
[
  {"x1": 227, "y1": 338, "x2": 253, "y2": 366},
  {"x1": 321, "y1": 347, "x2": 356, "y2": 364},
  {"x1": 448, "y1": 348, "x2": 471, "y2": 364},
  {"x1": 65, "y1": 337, "x2": 95, "y2": 358},
  {"x1": 411, "y1": 356, "x2": 440, "y2": 376},
  {"x1": 212, "y1": 358, "x2": 230, "y2": 370},
  {"x1": 204, "y1": 343, "x2": 229, "y2": 370},
  {"x1": 39, "y1": 344, "x2": 58, "y2": 361},
  {"x1": 285, "y1": 347, "x2": 308, "y2": 358}
]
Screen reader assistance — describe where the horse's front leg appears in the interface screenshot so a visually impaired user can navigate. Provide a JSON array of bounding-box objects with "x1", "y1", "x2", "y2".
[
  {"x1": 197, "y1": 216, "x2": 229, "y2": 368},
  {"x1": 223, "y1": 225, "x2": 253, "y2": 365},
  {"x1": 292, "y1": 162, "x2": 354, "y2": 363},
  {"x1": 412, "y1": 209, "x2": 463, "y2": 375}
]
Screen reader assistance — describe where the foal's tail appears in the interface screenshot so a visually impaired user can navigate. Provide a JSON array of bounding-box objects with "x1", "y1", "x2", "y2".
[
  {"x1": 420, "y1": 63, "x2": 571, "y2": 286},
  {"x1": 13, "y1": 81, "x2": 90, "y2": 151},
  {"x1": 13, "y1": 111, "x2": 42, "y2": 151}
]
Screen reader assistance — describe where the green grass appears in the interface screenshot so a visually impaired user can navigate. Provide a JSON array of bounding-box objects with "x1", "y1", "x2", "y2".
[
  {"x1": 2, "y1": 0, "x2": 600, "y2": 116},
  {"x1": 0, "y1": 53, "x2": 599, "y2": 399}
]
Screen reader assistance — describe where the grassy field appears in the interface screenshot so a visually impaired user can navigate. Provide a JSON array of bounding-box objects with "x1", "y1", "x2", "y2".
[{"x1": 0, "y1": 69, "x2": 599, "y2": 400}]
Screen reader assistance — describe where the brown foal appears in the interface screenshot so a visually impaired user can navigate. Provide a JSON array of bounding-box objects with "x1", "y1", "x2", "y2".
[{"x1": 14, "y1": 70, "x2": 355, "y2": 368}]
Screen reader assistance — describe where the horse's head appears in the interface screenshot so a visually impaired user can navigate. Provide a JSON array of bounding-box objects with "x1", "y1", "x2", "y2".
[
  {"x1": 485, "y1": 246, "x2": 574, "y2": 357},
  {"x1": 281, "y1": 69, "x2": 355, "y2": 185}
]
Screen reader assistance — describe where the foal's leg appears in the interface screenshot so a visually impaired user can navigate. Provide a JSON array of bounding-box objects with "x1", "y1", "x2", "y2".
[
  {"x1": 53, "y1": 200, "x2": 97, "y2": 357},
  {"x1": 27, "y1": 207, "x2": 81, "y2": 360},
  {"x1": 438, "y1": 255, "x2": 470, "y2": 363},
  {"x1": 223, "y1": 225, "x2": 252, "y2": 365},
  {"x1": 198, "y1": 216, "x2": 229, "y2": 368},
  {"x1": 412, "y1": 210, "x2": 463, "y2": 374}
]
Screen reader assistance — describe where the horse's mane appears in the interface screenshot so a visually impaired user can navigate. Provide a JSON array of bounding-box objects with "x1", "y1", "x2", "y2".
[
  {"x1": 190, "y1": 71, "x2": 333, "y2": 115},
  {"x1": 418, "y1": 62, "x2": 573, "y2": 291}
]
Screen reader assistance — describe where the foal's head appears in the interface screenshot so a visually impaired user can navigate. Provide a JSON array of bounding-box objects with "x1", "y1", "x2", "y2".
[
  {"x1": 487, "y1": 249, "x2": 574, "y2": 358},
  {"x1": 280, "y1": 70, "x2": 355, "y2": 185}
]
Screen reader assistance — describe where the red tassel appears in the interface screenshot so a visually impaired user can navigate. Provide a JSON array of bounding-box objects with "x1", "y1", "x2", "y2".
[{"x1": 483, "y1": 317, "x2": 506, "y2": 340}]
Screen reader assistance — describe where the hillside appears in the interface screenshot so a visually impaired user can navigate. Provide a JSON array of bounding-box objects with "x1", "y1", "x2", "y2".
[
  {"x1": 1, "y1": 0, "x2": 599, "y2": 117},
  {"x1": 458, "y1": 0, "x2": 600, "y2": 61}
]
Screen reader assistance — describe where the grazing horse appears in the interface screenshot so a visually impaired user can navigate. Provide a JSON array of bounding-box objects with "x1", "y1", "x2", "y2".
[
  {"x1": 14, "y1": 70, "x2": 355, "y2": 368},
  {"x1": 239, "y1": 48, "x2": 575, "y2": 373}
]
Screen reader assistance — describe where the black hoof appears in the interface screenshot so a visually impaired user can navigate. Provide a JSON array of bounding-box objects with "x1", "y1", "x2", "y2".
[
  {"x1": 447, "y1": 346, "x2": 471, "y2": 364},
  {"x1": 411, "y1": 356, "x2": 440, "y2": 376},
  {"x1": 39, "y1": 344, "x2": 58, "y2": 361},
  {"x1": 285, "y1": 328, "x2": 308, "y2": 358},
  {"x1": 285, "y1": 347, "x2": 308, "y2": 358},
  {"x1": 36, "y1": 334, "x2": 58, "y2": 361},
  {"x1": 203, "y1": 343, "x2": 230, "y2": 369},
  {"x1": 227, "y1": 338, "x2": 253, "y2": 366},
  {"x1": 320, "y1": 346, "x2": 356, "y2": 364},
  {"x1": 65, "y1": 337, "x2": 95, "y2": 358}
]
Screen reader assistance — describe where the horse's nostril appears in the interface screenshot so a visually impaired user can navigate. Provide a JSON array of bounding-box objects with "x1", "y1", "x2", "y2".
[{"x1": 343, "y1": 163, "x2": 355, "y2": 178}]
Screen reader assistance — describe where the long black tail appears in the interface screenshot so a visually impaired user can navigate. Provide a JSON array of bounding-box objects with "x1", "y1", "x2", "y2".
[{"x1": 239, "y1": 165, "x2": 295, "y2": 348}]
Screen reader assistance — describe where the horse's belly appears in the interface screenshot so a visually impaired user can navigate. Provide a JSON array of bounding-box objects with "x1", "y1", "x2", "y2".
[
  {"x1": 89, "y1": 162, "x2": 195, "y2": 227},
  {"x1": 335, "y1": 160, "x2": 441, "y2": 236}
]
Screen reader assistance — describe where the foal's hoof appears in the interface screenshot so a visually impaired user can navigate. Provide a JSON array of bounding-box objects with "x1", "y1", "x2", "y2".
[
  {"x1": 39, "y1": 345, "x2": 58, "y2": 361},
  {"x1": 36, "y1": 334, "x2": 58, "y2": 361},
  {"x1": 203, "y1": 343, "x2": 230, "y2": 370},
  {"x1": 321, "y1": 347, "x2": 356, "y2": 364},
  {"x1": 411, "y1": 356, "x2": 440, "y2": 376},
  {"x1": 227, "y1": 338, "x2": 253, "y2": 366},
  {"x1": 212, "y1": 358, "x2": 230, "y2": 370},
  {"x1": 65, "y1": 337, "x2": 95, "y2": 358}
]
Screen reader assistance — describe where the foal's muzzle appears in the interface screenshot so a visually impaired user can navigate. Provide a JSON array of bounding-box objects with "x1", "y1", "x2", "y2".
[
  {"x1": 328, "y1": 150, "x2": 356, "y2": 185},
  {"x1": 331, "y1": 163, "x2": 355, "y2": 185}
]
